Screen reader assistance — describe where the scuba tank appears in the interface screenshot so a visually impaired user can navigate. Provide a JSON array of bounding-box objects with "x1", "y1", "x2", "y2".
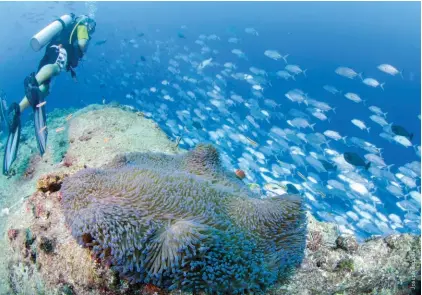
[{"x1": 30, "y1": 14, "x2": 75, "y2": 52}]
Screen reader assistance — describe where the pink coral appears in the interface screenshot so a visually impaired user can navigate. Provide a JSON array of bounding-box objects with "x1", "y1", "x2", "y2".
[
  {"x1": 63, "y1": 154, "x2": 75, "y2": 168},
  {"x1": 307, "y1": 230, "x2": 323, "y2": 251},
  {"x1": 7, "y1": 229, "x2": 19, "y2": 241}
]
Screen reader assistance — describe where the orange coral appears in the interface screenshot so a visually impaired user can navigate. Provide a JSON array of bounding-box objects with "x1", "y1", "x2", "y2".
[
  {"x1": 142, "y1": 283, "x2": 167, "y2": 295},
  {"x1": 37, "y1": 173, "x2": 68, "y2": 193}
]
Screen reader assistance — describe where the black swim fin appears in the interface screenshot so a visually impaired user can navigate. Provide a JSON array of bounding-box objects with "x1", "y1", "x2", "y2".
[
  {"x1": 24, "y1": 73, "x2": 39, "y2": 107},
  {"x1": 3, "y1": 103, "x2": 21, "y2": 175},
  {"x1": 25, "y1": 73, "x2": 47, "y2": 156}
]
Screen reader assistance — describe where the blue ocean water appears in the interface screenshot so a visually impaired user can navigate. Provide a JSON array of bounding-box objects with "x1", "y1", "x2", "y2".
[{"x1": 0, "y1": 1, "x2": 420, "y2": 240}]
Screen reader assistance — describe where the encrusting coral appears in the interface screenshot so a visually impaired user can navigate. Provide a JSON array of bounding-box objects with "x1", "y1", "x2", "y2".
[{"x1": 60, "y1": 144, "x2": 307, "y2": 294}]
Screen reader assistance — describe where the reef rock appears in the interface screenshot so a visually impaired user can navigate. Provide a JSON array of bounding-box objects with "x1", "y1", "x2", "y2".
[
  {"x1": 274, "y1": 213, "x2": 421, "y2": 295},
  {"x1": 3, "y1": 106, "x2": 420, "y2": 295}
]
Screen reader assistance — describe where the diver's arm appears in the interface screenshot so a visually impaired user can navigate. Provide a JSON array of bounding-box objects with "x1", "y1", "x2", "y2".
[
  {"x1": 76, "y1": 24, "x2": 90, "y2": 55},
  {"x1": 78, "y1": 38, "x2": 89, "y2": 55}
]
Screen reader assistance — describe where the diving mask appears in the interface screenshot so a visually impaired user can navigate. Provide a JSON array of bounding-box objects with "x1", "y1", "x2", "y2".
[{"x1": 77, "y1": 15, "x2": 96, "y2": 35}]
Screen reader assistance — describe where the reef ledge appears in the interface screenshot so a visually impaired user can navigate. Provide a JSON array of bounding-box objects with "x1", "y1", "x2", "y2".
[{"x1": 1, "y1": 105, "x2": 420, "y2": 295}]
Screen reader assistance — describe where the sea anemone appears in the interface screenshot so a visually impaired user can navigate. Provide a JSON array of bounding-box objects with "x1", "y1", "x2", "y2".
[{"x1": 60, "y1": 144, "x2": 307, "y2": 293}]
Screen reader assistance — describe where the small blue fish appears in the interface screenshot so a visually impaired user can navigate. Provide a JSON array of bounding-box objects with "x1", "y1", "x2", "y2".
[{"x1": 95, "y1": 39, "x2": 107, "y2": 46}]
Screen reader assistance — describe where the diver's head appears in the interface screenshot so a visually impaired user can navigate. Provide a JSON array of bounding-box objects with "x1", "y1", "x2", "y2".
[{"x1": 76, "y1": 15, "x2": 96, "y2": 36}]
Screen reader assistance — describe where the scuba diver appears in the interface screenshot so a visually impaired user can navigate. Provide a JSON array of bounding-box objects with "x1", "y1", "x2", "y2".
[{"x1": 2, "y1": 14, "x2": 96, "y2": 175}]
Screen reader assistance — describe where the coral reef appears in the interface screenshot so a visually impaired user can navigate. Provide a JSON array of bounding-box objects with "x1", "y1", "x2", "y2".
[
  {"x1": 7, "y1": 181, "x2": 121, "y2": 295},
  {"x1": 275, "y1": 213, "x2": 421, "y2": 295},
  {"x1": 2, "y1": 106, "x2": 420, "y2": 295},
  {"x1": 0, "y1": 105, "x2": 183, "y2": 293},
  {"x1": 306, "y1": 230, "x2": 323, "y2": 252},
  {"x1": 336, "y1": 258, "x2": 355, "y2": 272},
  {"x1": 36, "y1": 172, "x2": 68, "y2": 193},
  {"x1": 336, "y1": 235, "x2": 359, "y2": 252},
  {"x1": 62, "y1": 153, "x2": 75, "y2": 168},
  {"x1": 60, "y1": 144, "x2": 307, "y2": 294},
  {"x1": 8, "y1": 180, "x2": 420, "y2": 295},
  {"x1": 65, "y1": 105, "x2": 178, "y2": 169},
  {"x1": 23, "y1": 154, "x2": 42, "y2": 180}
]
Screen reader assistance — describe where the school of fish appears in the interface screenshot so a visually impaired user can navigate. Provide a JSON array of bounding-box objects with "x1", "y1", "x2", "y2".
[
  {"x1": 1, "y1": 9, "x2": 419, "y2": 241},
  {"x1": 84, "y1": 25, "x2": 421, "y2": 240}
]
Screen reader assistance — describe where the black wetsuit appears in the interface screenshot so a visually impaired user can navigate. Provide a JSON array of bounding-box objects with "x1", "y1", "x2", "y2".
[{"x1": 37, "y1": 22, "x2": 84, "y2": 84}]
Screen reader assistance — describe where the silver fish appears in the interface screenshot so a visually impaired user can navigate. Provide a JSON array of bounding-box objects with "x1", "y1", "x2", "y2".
[
  {"x1": 335, "y1": 66, "x2": 363, "y2": 79},
  {"x1": 377, "y1": 64, "x2": 403, "y2": 78},
  {"x1": 264, "y1": 50, "x2": 289, "y2": 63},
  {"x1": 344, "y1": 92, "x2": 364, "y2": 104},
  {"x1": 285, "y1": 64, "x2": 307, "y2": 76},
  {"x1": 369, "y1": 115, "x2": 389, "y2": 127},
  {"x1": 363, "y1": 78, "x2": 385, "y2": 90},
  {"x1": 323, "y1": 85, "x2": 342, "y2": 95}
]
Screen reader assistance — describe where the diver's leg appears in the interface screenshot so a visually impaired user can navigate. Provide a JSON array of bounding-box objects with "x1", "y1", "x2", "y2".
[
  {"x1": 19, "y1": 64, "x2": 59, "y2": 112},
  {"x1": 19, "y1": 83, "x2": 50, "y2": 111},
  {"x1": 4, "y1": 51, "x2": 62, "y2": 173},
  {"x1": 39, "y1": 84, "x2": 50, "y2": 97},
  {"x1": 19, "y1": 97, "x2": 31, "y2": 113},
  {"x1": 27, "y1": 67, "x2": 55, "y2": 157},
  {"x1": 35, "y1": 64, "x2": 60, "y2": 85}
]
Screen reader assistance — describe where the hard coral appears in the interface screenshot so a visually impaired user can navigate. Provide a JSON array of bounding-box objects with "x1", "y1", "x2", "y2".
[
  {"x1": 63, "y1": 154, "x2": 76, "y2": 168},
  {"x1": 60, "y1": 144, "x2": 307, "y2": 294},
  {"x1": 8, "y1": 229, "x2": 19, "y2": 241},
  {"x1": 39, "y1": 236, "x2": 55, "y2": 254},
  {"x1": 307, "y1": 230, "x2": 323, "y2": 252},
  {"x1": 336, "y1": 258, "x2": 355, "y2": 272},
  {"x1": 142, "y1": 283, "x2": 167, "y2": 295},
  {"x1": 336, "y1": 235, "x2": 359, "y2": 252},
  {"x1": 37, "y1": 173, "x2": 68, "y2": 193}
]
